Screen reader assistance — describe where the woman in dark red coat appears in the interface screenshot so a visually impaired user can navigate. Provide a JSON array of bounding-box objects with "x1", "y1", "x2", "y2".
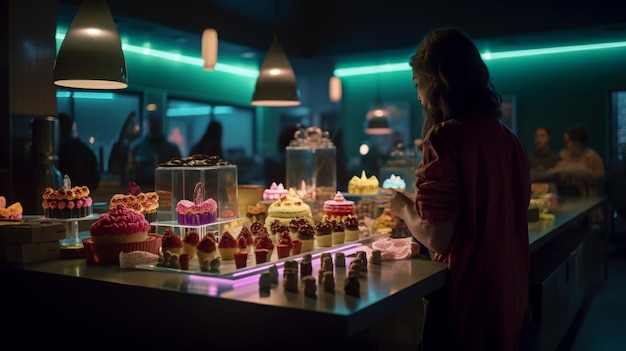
[{"x1": 387, "y1": 27, "x2": 531, "y2": 351}]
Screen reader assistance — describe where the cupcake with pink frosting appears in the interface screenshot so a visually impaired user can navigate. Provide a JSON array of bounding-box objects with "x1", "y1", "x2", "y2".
[
  {"x1": 89, "y1": 204, "x2": 150, "y2": 244},
  {"x1": 176, "y1": 182, "x2": 218, "y2": 225}
]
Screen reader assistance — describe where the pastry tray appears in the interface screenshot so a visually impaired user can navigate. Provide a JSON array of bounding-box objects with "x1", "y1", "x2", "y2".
[{"x1": 136, "y1": 232, "x2": 388, "y2": 280}]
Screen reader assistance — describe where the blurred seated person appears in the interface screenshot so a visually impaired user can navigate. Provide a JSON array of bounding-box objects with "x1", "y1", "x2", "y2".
[
  {"x1": 263, "y1": 125, "x2": 298, "y2": 186},
  {"x1": 57, "y1": 113, "x2": 100, "y2": 191},
  {"x1": 129, "y1": 113, "x2": 182, "y2": 191},
  {"x1": 528, "y1": 124, "x2": 560, "y2": 183},
  {"x1": 547, "y1": 123, "x2": 605, "y2": 199}
]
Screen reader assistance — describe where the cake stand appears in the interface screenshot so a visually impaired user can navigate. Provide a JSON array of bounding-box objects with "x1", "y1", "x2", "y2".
[{"x1": 45, "y1": 214, "x2": 100, "y2": 247}]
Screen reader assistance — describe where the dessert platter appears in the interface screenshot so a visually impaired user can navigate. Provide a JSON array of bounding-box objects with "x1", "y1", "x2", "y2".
[
  {"x1": 136, "y1": 226, "x2": 387, "y2": 279},
  {"x1": 136, "y1": 187, "x2": 391, "y2": 279}
]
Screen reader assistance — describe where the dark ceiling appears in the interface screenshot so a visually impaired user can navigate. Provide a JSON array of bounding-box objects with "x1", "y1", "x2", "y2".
[{"x1": 57, "y1": 0, "x2": 626, "y2": 60}]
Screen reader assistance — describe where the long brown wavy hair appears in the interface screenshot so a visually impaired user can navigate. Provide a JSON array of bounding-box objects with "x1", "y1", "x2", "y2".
[{"x1": 409, "y1": 27, "x2": 502, "y2": 139}]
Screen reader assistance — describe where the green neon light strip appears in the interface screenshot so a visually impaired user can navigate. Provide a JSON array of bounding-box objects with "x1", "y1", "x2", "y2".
[
  {"x1": 334, "y1": 41, "x2": 626, "y2": 77},
  {"x1": 55, "y1": 33, "x2": 259, "y2": 78}
]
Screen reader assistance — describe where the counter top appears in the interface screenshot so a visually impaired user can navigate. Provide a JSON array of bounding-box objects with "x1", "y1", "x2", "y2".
[
  {"x1": 3, "y1": 240, "x2": 447, "y2": 344},
  {"x1": 528, "y1": 196, "x2": 606, "y2": 253}
]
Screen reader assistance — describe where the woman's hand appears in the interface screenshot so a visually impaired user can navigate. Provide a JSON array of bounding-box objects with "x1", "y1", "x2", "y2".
[{"x1": 378, "y1": 188, "x2": 417, "y2": 221}]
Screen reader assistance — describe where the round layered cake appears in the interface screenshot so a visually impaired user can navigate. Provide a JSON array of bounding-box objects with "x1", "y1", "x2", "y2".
[
  {"x1": 323, "y1": 191, "x2": 355, "y2": 220},
  {"x1": 382, "y1": 174, "x2": 407, "y2": 192},
  {"x1": 264, "y1": 188, "x2": 313, "y2": 234},
  {"x1": 348, "y1": 170, "x2": 379, "y2": 195},
  {"x1": 263, "y1": 182, "x2": 288, "y2": 201},
  {"x1": 42, "y1": 185, "x2": 92, "y2": 218}
]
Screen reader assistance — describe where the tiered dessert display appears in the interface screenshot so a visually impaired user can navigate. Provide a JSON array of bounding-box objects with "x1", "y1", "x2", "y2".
[{"x1": 41, "y1": 175, "x2": 96, "y2": 247}]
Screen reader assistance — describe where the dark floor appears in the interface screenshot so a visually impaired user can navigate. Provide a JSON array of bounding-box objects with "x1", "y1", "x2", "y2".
[{"x1": 558, "y1": 216, "x2": 626, "y2": 351}]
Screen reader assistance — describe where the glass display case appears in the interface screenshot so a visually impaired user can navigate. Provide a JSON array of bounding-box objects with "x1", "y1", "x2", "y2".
[
  {"x1": 286, "y1": 126, "x2": 336, "y2": 219},
  {"x1": 155, "y1": 164, "x2": 239, "y2": 225}
]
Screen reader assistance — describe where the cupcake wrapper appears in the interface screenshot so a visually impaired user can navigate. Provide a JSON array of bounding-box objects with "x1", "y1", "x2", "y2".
[
  {"x1": 177, "y1": 212, "x2": 217, "y2": 226},
  {"x1": 143, "y1": 211, "x2": 158, "y2": 223}
]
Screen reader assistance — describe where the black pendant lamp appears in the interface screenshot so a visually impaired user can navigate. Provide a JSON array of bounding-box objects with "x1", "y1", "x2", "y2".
[
  {"x1": 54, "y1": 0, "x2": 127, "y2": 90},
  {"x1": 365, "y1": 97, "x2": 392, "y2": 135},
  {"x1": 251, "y1": 36, "x2": 300, "y2": 106}
]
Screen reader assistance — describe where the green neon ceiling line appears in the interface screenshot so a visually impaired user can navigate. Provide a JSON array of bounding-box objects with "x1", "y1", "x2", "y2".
[
  {"x1": 55, "y1": 32, "x2": 259, "y2": 78},
  {"x1": 334, "y1": 40, "x2": 626, "y2": 77}
]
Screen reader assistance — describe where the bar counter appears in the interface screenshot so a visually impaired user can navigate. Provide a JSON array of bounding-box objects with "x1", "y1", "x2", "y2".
[{"x1": 1, "y1": 196, "x2": 607, "y2": 349}]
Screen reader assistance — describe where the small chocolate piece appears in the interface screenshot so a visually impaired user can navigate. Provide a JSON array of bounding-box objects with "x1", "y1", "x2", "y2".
[
  {"x1": 269, "y1": 264, "x2": 279, "y2": 284},
  {"x1": 371, "y1": 250, "x2": 382, "y2": 265},
  {"x1": 335, "y1": 252, "x2": 345, "y2": 267},
  {"x1": 319, "y1": 252, "x2": 332, "y2": 268},
  {"x1": 300, "y1": 258, "x2": 313, "y2": 278},
  {"x1": 283, "y1": 269, "x2": 299, "y2": 293},
  {"x1": 322, "y1": 271, "x2": 335, "y2": 293},
  {"x1": 344, "y1": 271, "x2": 361, "y2": 297},
  {"x1": 322, "y1": 255, "x2": 334, "y2": 271},
  {"x1": 302, "y1": 276, "x2": 317, "y2": 297},
  {"x1": 259, "y1": 271, "x2": 272, "y2": 291}
]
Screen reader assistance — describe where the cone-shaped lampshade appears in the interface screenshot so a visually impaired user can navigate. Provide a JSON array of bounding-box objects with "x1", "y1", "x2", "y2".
[
  {"x1": 251, "y1": 37, "x2": 300, "y2": 106},
  {"x1": 202, "y1": 28, "x2": 218, "y2": 71},
  {"x1": 54, "y1": 0, "x2": 127, "y2": 89}
]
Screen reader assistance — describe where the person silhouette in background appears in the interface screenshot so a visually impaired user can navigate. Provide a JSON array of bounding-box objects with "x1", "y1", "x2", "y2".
[
  {"x1": 528, "y1": 124, "x2": 561, "y2": 183},
  {"x1": 190, "y1": 119, "x2": 225, "y2": 159},
  {"x1": 263, "y1": 125, "x2": 298, "y2": 186},
  {"x1": 129, "y1": 113, "x2": 181, "y2": 190},
  {"x1": 56, "y1": 113, "x2": 100, "y2": 191},
  {"x1": 548, "y1": 123, "x2": 606, "y2": 199},
  {"x1": 108, "y1": 111, "x2": 140, "y2": 187}
]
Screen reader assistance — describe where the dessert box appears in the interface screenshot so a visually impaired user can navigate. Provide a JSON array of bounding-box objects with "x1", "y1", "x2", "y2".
[
  {"x1": 155, "y1": 164, "x2": 239, "y2": 223},
  {"x1": 0, "y1": 221, "x2": 66, "y2": 263}
]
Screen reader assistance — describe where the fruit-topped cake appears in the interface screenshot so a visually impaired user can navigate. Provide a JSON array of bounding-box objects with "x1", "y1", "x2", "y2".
[
  {"x1": 250, "y1": 221, "x2": 266, "y2": 238},
  {"x1": 263, "y1": 182, "x2": 288, "y2": 200},
  {"x1": 182, "y1": 230, "x2": 200, "y2": 259},
  {"x1": 288, "y1": 217, "x2": 308, "y2": 241},
  {"x1": 0, "y1": 196, "x2": 22, "y2": 220},
  {"x1": 343, "y1": 214, "x2": 361, "y2": 242},
  {"x1": 314, "y1": 218, "x2": 333, "y2": 248},
  {"x1": 331, "y1": 219, "x2": 345, "y2": 245},
  {"x1": 109, "y1": 181, "x2": 159, "y2": 223},
  {"x1": 196, "y1": 233, "x2": 217, "y2": 264},
  {"x1": 161, "y1": 228, "x2": 184, "y2": 255},
  {"x1": 218, "y1": 230, "x2": 237, "y2": 260},
  {"x1": 269, "y1": 219, "x2": 289, "y2": 243},
  {"x1": 176, "y1": 182, "x2": 218, "y2": 226},
  {"x1": 42, "y1": 175, "x2": 92, "y2": 218},
  {"x1": 323, "y1": 191, "x2": 355, "y2": 220},
  {"x1": 237, "y1": 226, "x2": 254, "y2": 251},
  {"x1": 297, "y1": 222, "x2": 316, "y2": 253},
  {"x1": 348, "y1": 170, "x2": 379, "y2": 195},
  {"x1": 254, "y1": 231, "x2": 275, "y2": 260}
]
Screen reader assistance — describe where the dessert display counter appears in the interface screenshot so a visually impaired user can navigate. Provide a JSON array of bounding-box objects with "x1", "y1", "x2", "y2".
[{"x1": 1, "y1": 196, "x2": 607, "y2": 349}]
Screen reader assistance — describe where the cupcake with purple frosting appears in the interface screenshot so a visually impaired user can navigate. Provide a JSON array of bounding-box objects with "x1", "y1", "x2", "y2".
[{"x1": 175, "y1": 183, "x2": 218, "y2": 225}]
